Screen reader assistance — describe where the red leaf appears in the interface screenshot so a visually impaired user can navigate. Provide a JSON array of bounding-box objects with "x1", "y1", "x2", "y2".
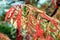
[
  {"x1": 16, "y1": 8, "x2": 22, "y2": 33},
  {"x1": 35, "y1": 23, "x2": 44, "y2": 38},
  {"x1": 9, "y1": 9, "x2": 16, "y2": 20},
  {"x1": 5, "y1": 6, "x2": 15, "y2": 21},
  {"x1": 17, "y1": 19, "x2": 21, "y2": 31},
  {"x1": 46, "y1": 35, "x2": 54, "y2": 40},
  {"x1": 50, "y1": 19, "x2": 59, "y2": 30}
]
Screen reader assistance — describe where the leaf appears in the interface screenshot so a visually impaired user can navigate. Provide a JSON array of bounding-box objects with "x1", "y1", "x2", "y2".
[{"x1": 23, "y1": 6, "x2": 28, "y2": 17}]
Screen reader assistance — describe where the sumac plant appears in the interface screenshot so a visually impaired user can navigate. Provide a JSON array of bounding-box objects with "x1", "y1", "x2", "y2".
[{"x1": 5, "y1": 4, "x2": 60, "y2": 40}]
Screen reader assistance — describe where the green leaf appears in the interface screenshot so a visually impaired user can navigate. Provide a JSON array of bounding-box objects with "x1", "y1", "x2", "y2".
[
  {"x1": 23, "y1": 6, "x2": 28, "y2": 17},
  {"x1": 50, "y1": 32, "x2": 57, "y2": 40}
]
